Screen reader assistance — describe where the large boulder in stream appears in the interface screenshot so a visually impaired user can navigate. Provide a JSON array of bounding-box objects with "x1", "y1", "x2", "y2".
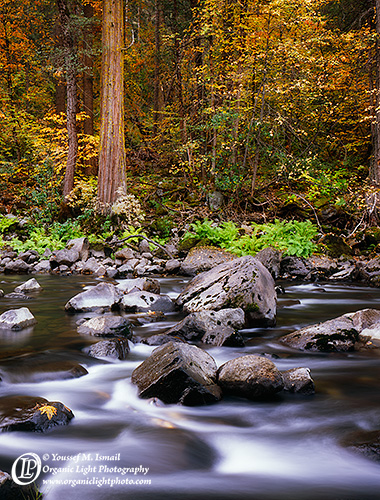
[
  {"x1": 65, "y1": 282, "x2": 123, "y2": 312},
  {"x1": 280, "y1": 315, "x2": 361, "y2": 352},
  {"x1": 176, "y1": 255, "x2": 276, "y2": 327},
  {"x1": 0, "y1": 395, "x2": 74, "y2": 432},
  {"x1": 131, "y1": 341, "x2": 222, "y2": 405},
  {"x1": 282, "y1": 367, "x2": 315, "y2": 395},
  {"x1": 164, "y1": 308, "x2": 245, "y2": 347},
  {"x1": 280, "y1": 308, "x2": 380, "y2": 352},
  {"x1": 180, "y1": 246, "x2": 236, "y2": 276},
  {"x1": 0, "y1": 308, "x2": 36, "y2": 330},
  {"x1": 87, "y1": 338, "x2": 129, "y2": 360},
  {"x1": 217, "y1": 355, "x2": 284, "y2": 399},
  {"x1": 121, "y1": 291, "x2": 175, "y2": 313}
]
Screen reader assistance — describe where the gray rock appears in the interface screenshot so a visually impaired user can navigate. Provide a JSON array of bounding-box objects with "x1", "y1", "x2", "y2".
[
  {"x1": 341, "y1": 429, "x2": 380, "y2": 463},
  {"x1": 115, "y1": 247, "x2": 135, "y2": 261},
  {"x1": 87, "y1": 338, "x2": 129, "y2": 360},
  {"x1": 139, "y1": 239, "x2": 151, "y2": 254},
  {"x1": 165, "y1": 259, "x2": 181, "y2": 273},
  {"x1": 280, "y1": 315, "x2": 360, "y2": 352},
  {"x1": 145, "y1": 264, "x2": 164, "y2": 274},
  {"x1": 4, "y1": 259, "x2": 30, "y2": 274},
  {"x1": 17, "y1": 250, "x2": 40, "y2": 264},
  {"x1": 346, "y1": 308, "x2": 380, "y2": 332},
  {"x1": 121, "y1": 291, "x2": 175, "y2": 312},
  {"x1": 177, "y1": 255, "x2": 276, "y2": 327},
  {"x1": 0, "y1": 308, "x2": 36, "y2": 330},
  {"x1": 0, "y1": 395, "x2": 74, "y2": 433},
  {"x1": 282, "y1": 367, "x2": 315, "y2": 395},
  {"x1": 117, "y1": 260, "x2": 139, "y2": 275},
  {"x1": 254, "y1": 247, "x2": 282, "y2": 279},
  {"x1": 50, "y1": 248, "x2": 80, "y2": 268},
  {"x1": 165, "y1": 308, "x2": 245, "y2": 341},
  {"x1": 77, "y1": 315, "x2": 132, "y2": 338},
  {"x1": 67, "y1": 236, "x2": 89, "y2": 261},
  {"x1": 82, "y1": 257, "x2": 106, "y2": 276},
  {"x1": 33, "y1": 259, "x2": 51, "y2": 273},
  {"x1": 201, "y1": 327, "x2": 245, "y2": 347},
  {"x1": 131, "y1": 341, "x2": 222, "y2": 405},
  {"x1": 105, "y1": 267, "x2": 118, "y2": 279},
  {"x1": 180, "y1": 246, "x2": 237, "y2": 276},
  {"x1": 65, "y1": 282, "x2": 123, "y2": 312},
  {"x1": 280, "y1": 256, "x2": 311, "y2": 279},
  {"x1": 14, "y1": 278, "x2": 42, "y2": 293},
  {"x1": 3, "y1": 292, "x2": 31, "y2": 300},
  {"x1": 116, "y1": 278, "x2": 160, "y2": 294},
  {"x1": 217, "y1": 355, "x2": 284, "y2": 399},
  {"x1": 139, "y1": 334, "x2": 184, "y2": 346}
]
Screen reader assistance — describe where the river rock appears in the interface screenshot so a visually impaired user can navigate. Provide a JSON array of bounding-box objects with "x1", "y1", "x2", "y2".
[
  {"x1": 115, "y1": 247, "x2": 135, "y2": 261},
  {"x1": 65, "y1": 282, "x2": 123, "y2": 312},
  {"x1": 18, "y1": 250, "x2": 40, "y2": 264},
  {"x1": 282, "y1": 367, "x2": 315, "y2": 395},
  {"x1": 165, "y1": 259, "x2": 181, "y2": 273},
  {"x1": 14, "y1": 278, "x2": 42, "y2": 293},
  {"x1": 254, "y1": 247, "x2": 282, "y2": 279},
  {"x1": 0, "y1": 308, "x2": 36, "y2": 330},
  {"x1": 131, "y1": 341, "x2": 222, "y2": 405},
  {"x1": 341, "y1": 429, "x2": 380, "y2": 463},
  {"x1": 50, "y1": 248, "x2": 80, "y2": 269},
  {"x1": 177, "y1": 255, "x2": 276, "y2": 327},
  {"x1": 116, "y1": 278, "x2": 160, "y2": 294},
  {"x1": 67, "y1": 236, "x2": 89, "y2": 261},
  {"x1": 180, "y1": 246, "x2": 237, "y2": 276},
  {"x1": 87, "y1": 338, "x2": 129, "y2": 360},
  {"x1": 217, "y1": 355, "x2": 284, "y2": 399},
  {"x1": 0, "y1": 395, "x2": 74, "y2": 432},
  {"x1": 280, "y1": 315, "x2": 360, "y2": 352},
  {"x1": 0, "y1": 469, "x2": 39, "y2": 500},
  {"x1": 82, "y1": 257, "x2": 106, "y2": 276},
  {"x1": 165, "y1": 308, "x2": 245, "y2": 341},
  {"x1": 77, "y1": 315, "x2": 132, "y2": 338},
  {"x1": 280, "y1": 256, "x2": 311, "y2": 279},
  {"x1": 33, "y1": 260, "x2": 51, "y2": 273},
  {"x1": 201, "y1": 327, "x2": 245, "y2": 347},
  {"x1": 139, "y1": 333, "x2": 185, "y2": 346},
  {"x1": 4, "y1": 259, "x2": 30, "y2": 274},
  {"x1": 121, "y1": 291, "x2": 175, "y2": 313}
]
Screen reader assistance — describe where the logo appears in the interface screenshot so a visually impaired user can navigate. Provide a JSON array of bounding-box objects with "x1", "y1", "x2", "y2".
[{"x1": 11, "y1": 453, "x2": 42, "y2": 486}]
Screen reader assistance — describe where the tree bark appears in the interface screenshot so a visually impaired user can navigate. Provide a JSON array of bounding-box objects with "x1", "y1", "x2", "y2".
[
  {"x1": 97, "y1": 0, "x2": 126, "y2": 210},
  {"x1": 153, "y1": 0, "x2": 161, "y2": 136},
  {"x1": 56, "y1": 0, "x2": 78, "y2": 199}
]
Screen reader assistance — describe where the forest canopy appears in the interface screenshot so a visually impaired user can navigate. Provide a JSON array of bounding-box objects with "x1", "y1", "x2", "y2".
[{"x1": 0, "y1": 0, "x2": 379, "y2": 238}]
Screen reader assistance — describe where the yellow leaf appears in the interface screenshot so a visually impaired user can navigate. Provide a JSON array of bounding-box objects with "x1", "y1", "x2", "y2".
[{"x1": 37, "y1": 404, "x2": 58, "y2": 420}]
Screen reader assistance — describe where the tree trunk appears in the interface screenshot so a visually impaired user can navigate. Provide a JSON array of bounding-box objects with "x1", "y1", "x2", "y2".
[
  {"x1": 56, "y1": 0, "x2": 78, "y2": 199},
  {"x1": 153, "y1": 0, "x2": 161, "y2": 136},
  {"x1": 97, "y1": 0, "x2": 126, "y2": 210}
]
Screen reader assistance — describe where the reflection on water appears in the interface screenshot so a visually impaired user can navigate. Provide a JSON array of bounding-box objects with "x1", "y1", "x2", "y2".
[{"x1": 0, "y1": 277, "x2": 380, "y2": 499}]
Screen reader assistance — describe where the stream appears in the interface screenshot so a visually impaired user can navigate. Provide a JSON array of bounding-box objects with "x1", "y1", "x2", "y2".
[{"x1": 1, "y1": 275, "x2": 380, "y2": 499}]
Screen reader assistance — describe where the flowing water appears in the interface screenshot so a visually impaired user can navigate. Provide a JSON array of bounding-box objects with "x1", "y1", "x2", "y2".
[{"x1": 1, "y1": 275, "x2": 380, "y2": 499}]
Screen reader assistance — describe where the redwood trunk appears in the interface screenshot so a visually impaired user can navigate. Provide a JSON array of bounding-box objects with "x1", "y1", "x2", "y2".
[{"x1": 97, "y1": 0, "x2": 126, "y2": 210}]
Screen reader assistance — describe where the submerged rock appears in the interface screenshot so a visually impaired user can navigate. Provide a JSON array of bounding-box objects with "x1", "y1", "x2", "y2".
[
  {"x1": 65, "y1": 282, "x2": 123, "y2": 312},
  {"x1": 0, "y1": 395, "x2": 74, "y2": 432},
  {"x1": 131, "y1": 341, "x2": 222, "y2": 405},
  {"x1": 217, "y1": 355, "x2": 284, "y2": 399},
  {"x1": 341, "y1": 429, "x2": 380, "y2": 463},
  {"x1": 0, "y1": 308, "x2": 36, "y2": 330},
  {"x1": 177, "y1": 255, "x2": 276, "y2": 327}
]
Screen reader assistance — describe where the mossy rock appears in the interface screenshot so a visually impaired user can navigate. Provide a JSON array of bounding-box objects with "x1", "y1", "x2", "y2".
[{"x1": 319, "y1": 233, "x2": 353, "y2": 257}]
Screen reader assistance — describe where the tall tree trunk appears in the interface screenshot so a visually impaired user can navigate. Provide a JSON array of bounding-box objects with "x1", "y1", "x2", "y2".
[
  {"x1": 54, "y1": 19, "x2": 66, "y2": 114},
  {"x1": 153, "y1": 0, "x2": 160, "y2": 135},
  {"x1": 368, "y1": 0, "x2": 380, "y2": 220},
  {"x1": 56, "y1": 0, "x2": 78, "y2": 199},
  {"x1": 83, "y1": 2, "x2": 97, "y2": 175},
  {"x1": 97, "y1": 0, "x2": 126, "y2": 210}
]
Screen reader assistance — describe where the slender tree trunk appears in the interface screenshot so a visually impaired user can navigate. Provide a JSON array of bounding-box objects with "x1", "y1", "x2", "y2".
[
  {"x1": 153, "y1": 0, "x2": 161, "y2": 136},
  {"x1": 56, "y1": 0, "x2": 78, "y2": 199},
  {"x1": 54, "y1": 20, "x2": 66, "y2": 114},
  {"x1": 97, "y1": 0, "x2": 126, "y2": 210}
]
